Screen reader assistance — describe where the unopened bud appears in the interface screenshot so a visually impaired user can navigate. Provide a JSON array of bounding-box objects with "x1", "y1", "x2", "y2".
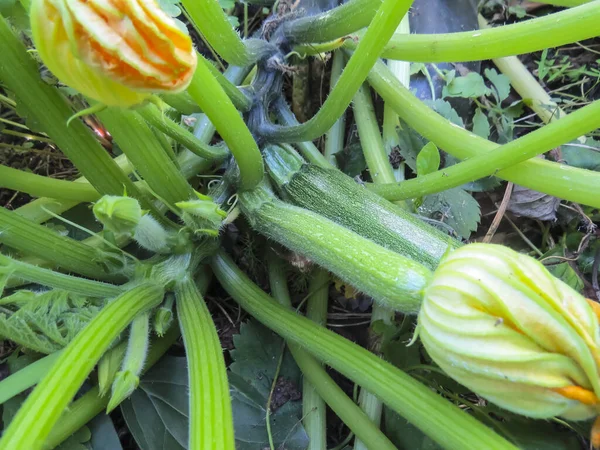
[{"x1": 93, "y1": 195, "x2": 142, "y2": 235}]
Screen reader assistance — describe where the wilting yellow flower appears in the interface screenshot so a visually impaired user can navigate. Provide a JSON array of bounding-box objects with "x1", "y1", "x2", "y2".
[
  {"x1": 418, "y1": 243, "x2": 600, "y2": 423},
  {"x1": 30, "y1": 0, "x2": 197, "y2": 107}
]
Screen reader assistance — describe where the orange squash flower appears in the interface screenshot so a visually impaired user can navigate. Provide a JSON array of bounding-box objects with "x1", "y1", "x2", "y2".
[{"x1": 30, "y1": 0, "x2": 197, "y2": 107}]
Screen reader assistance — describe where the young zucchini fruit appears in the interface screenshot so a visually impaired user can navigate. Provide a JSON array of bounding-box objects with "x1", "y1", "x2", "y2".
[
  {"x1": 238, "y1": 182, "x2": 431, "y2": 313},
  {"x1": 264, "y1": 145, "x2": 461, "y2": 271}
]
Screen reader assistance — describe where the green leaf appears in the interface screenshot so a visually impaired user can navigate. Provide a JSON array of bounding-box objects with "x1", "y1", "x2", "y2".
[
  {"x1": 121, "y1": 355, "x2": 189, "y2": 450},
  {"x1": 334, "y1": 142, "x2": 367, "y2": 178},
  {"x1": 561, "y1": 138, "x2": 600, "y2": 171},
  {"x1": 547, "y1": 263, "x2": 584, "y2": 293},
  {"x1": 229, "y1": 321, "x2": 308, "y2": 450},
  {"x1": 484, "y1": 68, "x2": 511, "y2": 102},
  {"x1": 219, "y1": 0, "x2": 235, "y2": 9},
  {"x1": 88, "y1": 414, "x2": 124, "y2": 450},
  {"x1": 0, "y1": 290, "x2": 103, "y2": 354},
  {"x1": 472, "y1": 108, "x2": 490, "y2": 140},
  {"x1": 427, "y1": 100, "x2": 464, "y2": 127},
  {"x1": 442, "y1": 72, "x2": 491, "y2": 99},
  {"x1": 418, "y1": 188, "x2": 480, "y2": 240},
  {"x1": 416, "y1": 142, "x2": 440, "y2": 177},
  {"x1": 396, "y1": 121, "x2": 428, "y2": 172}
]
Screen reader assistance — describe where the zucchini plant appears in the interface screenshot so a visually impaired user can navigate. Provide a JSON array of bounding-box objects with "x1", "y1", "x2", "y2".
[{"x1": 0, "y1": 0, "x2": 599, "y2": 449}]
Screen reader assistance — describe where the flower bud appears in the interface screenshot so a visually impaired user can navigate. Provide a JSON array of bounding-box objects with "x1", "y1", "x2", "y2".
[
  {"x1": 93, "y1": 195, "x2": 142, "y2": 235},
  {"x1": 418, "y1": 243, "x2": 600, "y2": 422},
  {"x1": 30, "y1": 0, "x2": 197, "y2": 107}
]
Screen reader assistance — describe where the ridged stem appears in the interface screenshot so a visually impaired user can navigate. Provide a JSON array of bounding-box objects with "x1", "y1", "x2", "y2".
[
  {"x1": 346, "y1": 3, "x2": 600, "y2": 62},
  {"x1": 367, "y1": 60, "x2": 600, "y2": 208},
  {"x1": 260, "y1": 0, "x2": 414, "y2": 143},
  {"x1": 176, "y1": 274, "x2": 235, "y2": 450},
  {"x1": 211, "y1": 251, "x2": 517, "y2": 450},
  {"x1": 324, "y1": 51, "x2": 347, "y2": 165},
  {"x1": 0, "y1": 283, "x2": 164, "y2": 450}
]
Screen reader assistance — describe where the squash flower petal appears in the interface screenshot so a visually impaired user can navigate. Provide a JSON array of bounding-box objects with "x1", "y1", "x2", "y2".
[
  {"x1": 419, "y1": 243, "x2": 600, "y2": 421},
  {"x1": 30, "y1": 0, "x2": 197, "y2": 107}
]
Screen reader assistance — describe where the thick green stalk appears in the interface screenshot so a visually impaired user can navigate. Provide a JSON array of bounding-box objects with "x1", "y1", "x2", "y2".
[
  {"x1": 324, "y1": 51, "x2": 347, "y2": 165},
  {"x1": 211, "y1": 251, "x2": 517, "y2": 450},
  {"x1": 260, "y1": 0, "x2": 413, "y2": 143},
  {"x1": 239, "y1": 183, "x2": 431, "y2": 313},
  {"x1": 282, "y1": 0, "x2": 382, "y2": 44},
  {"x1": 179, "y1": 0, "x2": 273, "y2": 65},
  {"x1": 302, "y1": 269, "x2": 329, "y2": 450},
  {"x1": 352, "y1": 83, "x2": 397, "y2": 450},
  {"x1": 0, "y1": 15, "x2": 142, "y2": 199},
  {"x1": 176, "y1": 275, "x2": 234, "y2": 450},
  {"x1": 367, "y1": 60, "x2": 600, "y2": 208},
  {"x1": 187, "y1": 58, "x2": 264, "y2": 191},
  {"x1": 370, "y1": 97, "x2": 600, "y2": 201},
  {"x1": 273, "y1": 101, "x2": 333, "y2": 169},
  {"x1": 0, "y1": 352, "x2": 62, "y2": 404},
  {"x1": 478, "y1": 16, "x2": 566, "y2": 124},
  {"x1": 266, "y1": 253, "x2": 398, "y2": 450},
  {"x1": 541, "y1": 0, "x2": 591, "y2": 5},
  {"x1": 0, "y1": 254, "x2": 121, "y2": 297},
  {"x1": 353, "y1": 84, "x2": 395, "y2": 184},
  {"x1": 346, "y1": 3, "x2": 600, "y2": 62},
  {"x1": 161, "y1": 92, "x2": 202, "y2": 115},
  {"x1": 97, "y1": 108, "x2": 194, "y2": 206},
  {"x1": 136, "y1": 104, "x2": 228, "y2": 161},
  {"x1": 0, "y1": 207, "x2": 115, "y2": 280},
  {"x1": 200, "y1": 54, "x2": 253, "y2": 112},
  {"x1": 0, "y1": 283, "x2": 164, "y2": 450},
  {"x1": 0, "y1": 165, "x2": 100, "y2": 203},
  {"x1": 43, "y1": 326, "x2": 181, "y2": 450}
]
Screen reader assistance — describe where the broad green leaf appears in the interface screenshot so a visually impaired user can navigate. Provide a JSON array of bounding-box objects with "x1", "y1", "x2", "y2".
[
  {"x1": 396, "y1": 121, "x2": 428, "y2": 171},
  {"x1": 230, "y1": 321, "x2": 308, "y2": 450},
  {"x1": 484, "y1": 68, "x2": 511, "y2": 102},
  {"x1": 427, "y1": 100, "x2": 464, "y2": 127},
  {"x1": 416, "y1": 142, "x2": 440, "y2": 177},
  {"x1": 547, "y1": 263, "x2": 584, "y2": 293},
  {"x1": 88, "y1": 414, "x2": 124, "y2": 450},
  {"x1": 121, "y1": 355, "x2": 188, "y2": 450},
  {"x1": 334, "y1": 142, "x2": 367, "y2": 178},
  {"x1": 419, "y1": 187, "x2": 480, "y2": 240},
  {"x1": 442, "y1": 72, "x2": 491, "y2": 99},
  {"x1": 561, "y1": 138, "x2": 600, "y2": 171},
  {"x1": 472, "y1": 108, "x2": 490, "y2": 140}
]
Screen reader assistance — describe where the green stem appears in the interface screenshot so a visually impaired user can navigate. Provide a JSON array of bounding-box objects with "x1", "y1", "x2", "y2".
[
  {"x1": 0, "y1": 207, "x2": 115, "y2": 281},
  {"x1": 367, "y1": 60, "x2": 600, "y2": 208},
  {"x1": 302, "y1": 269, "x2": 329, "y2": 450},
  {"x1": 187, "y1": 58, "x2": 264, "y2": 191},
  {"x1": 136, "y1": 104, "x2": 228, "y2": 161},
  {"x1": 211, "y1": 251, "x2": 518, "y2": 450},
  {"x1": 346, "y1": 3, "x2": 600, "y2": 62},
  {"x1": 324, "y1": 51, "x2": 347, "y2": 165},
  {"x1": 239, "y1": 183, "x2": 431, "y2": 313},
  {"x1": 260, "y1": 0, "x2": 413, "y2": 143},
  {"x1": 0, "y1": 253, "x2": 121, "y2": 297},
  {"x1": 97, "y1": 108, "x2": 194, "y2": 207},
  {"x1": 179, "y1": 0, "x2": 274, "y2": 65},
  {"x1": 43, "y1": 325, "x2": 181, "y2": 450},
  {"x1": 200, "y1": 54, "x2": 253, "y2": 112},
  {"x1": 0, "y1": 15, "x2": 142, "y2": 200},
  {"x1": 352, "y1": 82, "x2": 397, "y2": 450},
  {"x1": 266, "y1": 253, "x2": 398, "y2": 450},
  {"x1": 0, "y1": 283, "x2": 164, "y2": 450},
  {"x1": 282, "y1": 0, "x2": 382, "y2": 44},
  {"x1": 160, "y1": 92, "x2": 202, "y2": 115},
  {"x1": 273, "y1": 100, "x2": 333, "y2": 169},
  {"x1": 477, "y1": 15, "x2": 567, "y2": 124},
  {"x1": 176, "y1": 274, "x2": 235, "y2": 450},
  {"x1": 370, "y1": 97, "x2": 600, "y2": 201},
  {"x1": 0, "y1": 165, "x2": 99, "y2": 202},
  {"x1": 0, "y1": 352, "x2": 62, "y2": 405}
]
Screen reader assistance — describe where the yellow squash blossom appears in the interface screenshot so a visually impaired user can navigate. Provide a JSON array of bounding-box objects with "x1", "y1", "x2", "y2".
[
  {"x1": 30, "y1": 0, "x2": 197, "y2": 107},
  {"x1": 418, "y1": 243, "x2": 600, "y2": 443}
]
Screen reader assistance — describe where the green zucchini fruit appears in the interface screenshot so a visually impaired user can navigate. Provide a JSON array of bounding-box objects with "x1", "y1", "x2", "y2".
[
  {"x1": 239, "y1": 182, "x2": 431, "y2": 313},
  {"x1": 264, "y1": 145, "x2": 461, "y2": 271}
]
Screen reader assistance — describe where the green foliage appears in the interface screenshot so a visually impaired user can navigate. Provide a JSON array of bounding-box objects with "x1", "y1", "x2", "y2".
[
  {"x1": 0, "y1": 289, "x2": 103, "y2": 354},
  {"x1": 416, "y1": 142, "x2": 440, "y2": 177},
  {"x1": 442, "y1": 71, "x2": 492, "y2": 99},
  {"x1": 230, "y1": 321, "x2": 309, "y2": 450}
]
